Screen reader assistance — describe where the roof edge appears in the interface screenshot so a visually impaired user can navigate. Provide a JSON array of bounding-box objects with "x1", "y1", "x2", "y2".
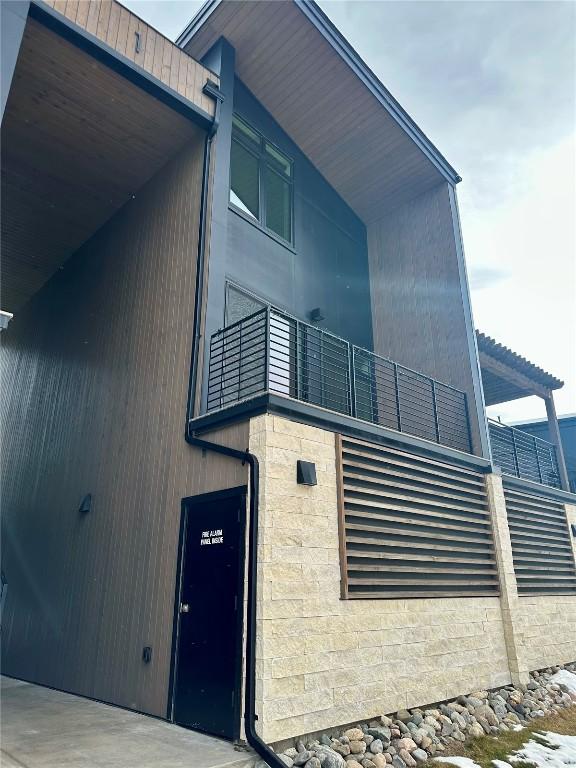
[
  {"x1": 32, "y1": 0, "x2": 215, "y2": 132},
  {"x1": 177, "y1": 0, "x2": 462, "y2": 186}
]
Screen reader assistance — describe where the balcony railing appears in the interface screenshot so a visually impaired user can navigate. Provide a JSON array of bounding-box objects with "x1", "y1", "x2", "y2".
[
  {"x1": 488, "y1": 419, "x2": 561, "y2": 489},
  {"x1": 207, "y1": 306, "x2": 473, "y2": 454}
]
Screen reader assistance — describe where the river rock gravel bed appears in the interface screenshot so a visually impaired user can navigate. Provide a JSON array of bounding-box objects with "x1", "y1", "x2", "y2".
[{"x1": 267, "y1": 663, "x2": 576, "y2": 768}]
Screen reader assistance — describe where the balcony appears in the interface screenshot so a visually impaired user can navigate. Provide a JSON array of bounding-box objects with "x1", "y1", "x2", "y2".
[
  {"x1": 206, "y1": 307, "x2": 473, "y2": 454},
  {"x1": 477, "y1": 331, "x2": 570, "y2": 492},
  {"x1": 488, "y1": 419, "x2": 562, "y2": 489}
]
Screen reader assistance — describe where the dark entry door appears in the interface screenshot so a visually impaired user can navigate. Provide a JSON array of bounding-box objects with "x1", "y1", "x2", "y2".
[{"x1": 172, "y1": 489, "x2": 245, "y2": 739}]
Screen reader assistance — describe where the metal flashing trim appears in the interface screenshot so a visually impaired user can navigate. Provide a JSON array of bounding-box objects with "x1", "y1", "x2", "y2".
[
  {"x1": 501, "y1": 473, "x2": 576, "y2": 505},
  {"x1": 29, "y1": 0, "x2": 216, "y2": 132},
  {"x1": 177, "y1": 0, "x2": 462, "y2": 185},
  {"x1": 188, "y1": 393, "x2": 492, "y2": 474},
  {"x1": 447, "y1": 184, "x2": 492, "y2": 463},
  {"x1": 176, "y1": 0, "x2": 220, "y2": 47}
]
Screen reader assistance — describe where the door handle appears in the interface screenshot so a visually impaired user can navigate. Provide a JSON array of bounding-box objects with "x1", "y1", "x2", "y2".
[{"x1": 180, "y1": 603, "x2": 190, "y2": 614}]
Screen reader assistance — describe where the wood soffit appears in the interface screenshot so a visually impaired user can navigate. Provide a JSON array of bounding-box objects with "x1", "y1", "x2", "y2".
[
  {"x1": 180, "y1": 0, "x2": 459, "y2": 224},
  {"x1": 40, "y1": 0, "x2": 219, "y2": 117},
  {"x1": 1, "y1": 17, "x2": 205, "y2": 314}
]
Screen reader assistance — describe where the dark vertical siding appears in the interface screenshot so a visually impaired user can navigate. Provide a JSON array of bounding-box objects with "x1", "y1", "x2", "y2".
[
  {"x1": 367, "y1": 183, "x2": 482, "y2": 455},
  {"x1": 0, "y1": 137, "x2": 248, "y2": 717}
]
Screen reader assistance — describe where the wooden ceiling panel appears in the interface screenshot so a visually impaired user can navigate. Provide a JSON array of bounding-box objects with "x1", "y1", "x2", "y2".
[
  {"x1": 1, "y1": 18, "x2": 203, "y2": 313},
  {"x1": 182, "y1": 0, "x2": 445, "y2": 223}
]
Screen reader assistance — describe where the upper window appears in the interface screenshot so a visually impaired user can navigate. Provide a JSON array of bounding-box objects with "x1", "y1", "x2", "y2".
[{"x1": 229, "y1": 114, "x2": 293, "y2": 244}]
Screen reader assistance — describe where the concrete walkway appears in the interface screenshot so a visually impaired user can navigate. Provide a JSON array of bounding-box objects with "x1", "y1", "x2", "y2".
[{"x1": 1, "y1": 677, "x2": 256, "y2": 768}]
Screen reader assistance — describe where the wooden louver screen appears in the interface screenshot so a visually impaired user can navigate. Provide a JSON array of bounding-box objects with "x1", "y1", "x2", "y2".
[
  {"x1": 503, "y1": 484, "x2": 576, "y2": 595},
  {"x1": 337, "y1": 436, "x2": 499, "y2": 598}
]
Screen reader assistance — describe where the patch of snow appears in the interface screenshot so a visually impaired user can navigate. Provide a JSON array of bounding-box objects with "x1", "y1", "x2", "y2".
[
  {"x1": 550, "y1": 670, "x2": 576, "y2": 696},
  {"x1": 508, "y1": 731, "x2": 576, "y2": 768},
  {"x1": 510, "y1": 724, "x2": 525, "y2": 732},
  {"x1": 492, "y1": 761, "x2": 514, "y2": 768},
  {"x1": 435, "y1": 758, "x2": 482, "y2": 768}
]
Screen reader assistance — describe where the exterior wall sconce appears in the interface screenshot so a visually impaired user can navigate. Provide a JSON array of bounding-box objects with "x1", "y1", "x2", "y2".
[
  {"x1": 78, "y1": 494, "x2": 92, "y2": 514},
  {"x1": 309, "y1": 308, "x2": 324, "y2": 323},
  {"x1": 0, "y1": 310, "x2": 13, "y2": 331},
  {"x1": 571, "y1": 523, "x2": 576, "y2": 537},
  {"x1": 297, "y1": 460, "x2": 317, "y2": 486}
]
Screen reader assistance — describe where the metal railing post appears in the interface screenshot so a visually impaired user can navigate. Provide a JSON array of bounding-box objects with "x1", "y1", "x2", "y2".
[
  {"x1": 216, "y1": 331, "x2": 223, "y2": 410},
  {"x1": 294, "y1": 318, "x2": 300, "y2": 400},
  {"x1": 238, "y1": 321, "x2": 243, "y2": 402},
  {"x1": 550, "y1": 444, "x2": 559, "y2": 487},
  {"x1": 510, "y1": 426, "x2": 520, "y2": 479},
  {"x1": 463, "y1": 394, "x2": 473, "y2": 454},
  {"x1": 393, "y1": 363, "x2": 402, "y2": 433},
  {"x1": 431, "y1": 379, "x2": 440, "y2": 444},
  {"x1": 348, "y1": 344, "x2": 356, "y2": 418},
  {"x1": 533, "y1": 434, "x2": 543, "y2": 484},
  {"x1": 265, "y1": 306, "x2": 271, "y2": 392}
]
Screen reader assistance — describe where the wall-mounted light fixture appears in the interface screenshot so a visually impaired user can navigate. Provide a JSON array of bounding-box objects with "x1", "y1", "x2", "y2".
[
  {"x1": 297, "y1": 460, "x2": 317, "y2": 486},
  {"x1": 78, "y1": 494, "x2": 92, "y2": 514},
  {"x1": 0, "y1": 311, "x2": 13, "y2": 332},
  {"x1": 309, "y1": 308, "x2": 324, "y2": 323},
  {"x1": 142, "y1": 646, "x2": 152, "y2": 664},
  {"x1": 571, "y1": 523, "x2": 576, "y2": 537}
]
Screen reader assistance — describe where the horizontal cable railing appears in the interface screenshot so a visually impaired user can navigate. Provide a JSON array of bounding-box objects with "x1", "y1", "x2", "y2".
[
  {"x1": 207, "y1": 306, "x2": 472, "y2": 454},
  {"x1": 488, "y1": 419, "x2": 561, "y2": 489}
]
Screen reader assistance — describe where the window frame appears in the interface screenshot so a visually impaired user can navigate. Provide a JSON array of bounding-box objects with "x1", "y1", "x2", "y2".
[{"x1": 229, "y1": 113, "x2": 294, "y2": 246}]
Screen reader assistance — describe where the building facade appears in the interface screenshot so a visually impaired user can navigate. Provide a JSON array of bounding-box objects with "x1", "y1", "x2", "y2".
[{"x1": 1, "y1": 0, "x2": 575, "y2": 751}]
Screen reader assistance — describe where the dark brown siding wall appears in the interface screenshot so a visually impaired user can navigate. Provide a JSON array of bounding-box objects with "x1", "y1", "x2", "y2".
[
  {"x1": 0, "y1": 137, "x2": 248, "y2": 717},
  {"x1": 367, "y1": 182, "x2": 482, "y2": 455}
]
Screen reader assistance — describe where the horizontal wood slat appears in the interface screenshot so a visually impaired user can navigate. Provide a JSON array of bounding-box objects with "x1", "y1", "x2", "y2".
[
  {"x1": 503, "y1": 483, "x2": 576, "y2": 595},
  {"x1": 338, "y1": 436, "x2": 499, "y2": 599}
]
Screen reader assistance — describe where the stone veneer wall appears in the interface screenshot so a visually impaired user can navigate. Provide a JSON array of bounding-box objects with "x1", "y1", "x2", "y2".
[
  {"x1": 514, "y1": 595, "x2": 576, "y2": 671},
  {"x1": 249, "y1": 415, "x2": 512, "y2": 743},
  {"x1": 514, "y1": 503, "x2": 576, "y2": 671}
]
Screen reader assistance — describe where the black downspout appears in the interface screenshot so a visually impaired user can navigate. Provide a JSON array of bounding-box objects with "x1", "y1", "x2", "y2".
[
  {"x1": 186, "y1": 80, "x2": 223, "y2": 426},
  {"x1": 185, "y1": 80, "x2": 283, "y2": 768},
  {"x1": 184, "y1": 432, "x2": 286, "y2": 768}
]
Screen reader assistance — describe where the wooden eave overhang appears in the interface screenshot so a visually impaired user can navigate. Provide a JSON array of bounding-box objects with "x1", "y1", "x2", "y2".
[
  {"x1": 177, "y1": 0, "x2": 461, "y2": 223},
  {"x1": 477, "y1": 330, "x2": 564, "y2": 406},
  {"x1": 39, "y1": 0, "x2": 218, "y2": 123},
  {"x1": 1, "y1": 0, "x2": 220, "y2": 313}
]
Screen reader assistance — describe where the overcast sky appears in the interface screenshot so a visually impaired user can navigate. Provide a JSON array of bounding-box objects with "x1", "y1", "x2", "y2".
[{"x1": 125, "y1": 0, "x2": 575, "y2": 423}]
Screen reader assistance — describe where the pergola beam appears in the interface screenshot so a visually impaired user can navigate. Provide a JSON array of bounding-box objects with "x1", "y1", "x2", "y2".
[{"x1": 478, "y1": 351, "x2": 550, "y2": 402}]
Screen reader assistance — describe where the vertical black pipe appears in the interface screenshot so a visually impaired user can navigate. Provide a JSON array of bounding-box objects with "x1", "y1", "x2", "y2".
[
  {"x1": 184, "y1": 433, "x2": 285, "y2": 768},
  {"x1": 186, "y1": 83, "x2": 222, "y2": 426},
  {"x1": 184, "y1": 80, "x2": 283, "y2": 767}
]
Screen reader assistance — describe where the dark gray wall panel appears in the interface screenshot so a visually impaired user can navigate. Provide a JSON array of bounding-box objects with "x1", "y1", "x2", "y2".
[
  {"x1": 0, "y1": 137, "x2": 248, "y2": 717},
  {"x1": 228, "y1": 81, "x2": 372, "y2": 349},
  {"x1": 201, "y1": 77, "x2": 373, "y2": 411}
]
